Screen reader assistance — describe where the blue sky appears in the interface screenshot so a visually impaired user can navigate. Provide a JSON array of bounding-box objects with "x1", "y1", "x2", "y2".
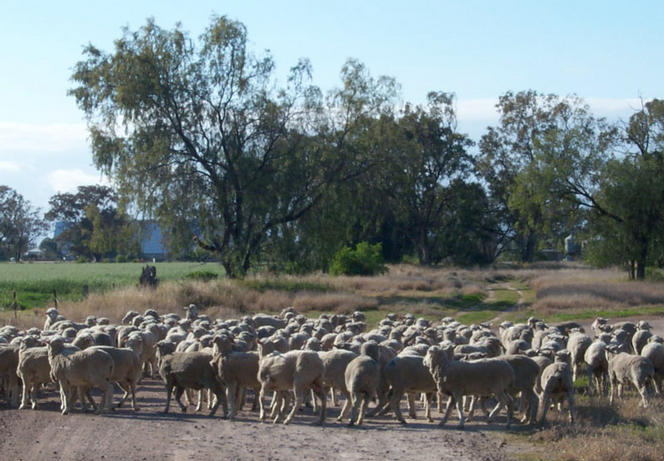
[{"x1": 1, "y1": 0, "x2": 662, "y2": 216}]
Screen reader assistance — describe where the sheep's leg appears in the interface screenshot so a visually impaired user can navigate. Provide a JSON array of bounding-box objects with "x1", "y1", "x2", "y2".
[
  {"x1": 96, "y1": 384, "x2": 112, "y2": 415},
  {"x1": 407, "y1": 393, "x2": 417, "y2": 419},
  {"x1": 277, "y1": 391, "x2": 291, "y2": 424},
  {"x1": 284, "y1": 386, "x2": 304, "y2": 425},
  {"x1": 331, "y1": 386, "x2": 338, "y2": 407},
  {"x1": 454, "y1": 394, "x2": 466, "y2": 429},
  {"x1": 466, "y1": 396, "x2": 477, "y2": 422},
  {"x1": 251, "y1": 386, "x2": 260, "y2": 411},
  {"x1": 227, "y1": 382, "x2": 238, "y2": 419},
  {"x1": 129, "y1": 381, "x2": 138, "y2": 411},
  {"x1": 356, "y1": 393, "x2": 369, "y2": 426},
  {"x1": 238, "y1": 387, "x2": 247, "y2": 411},
  {"x1": 209, "y1": 382, "x2": 228, "y2": 418},
  {"x1": 30, "y1": 384, "x2": 40, "y2": 410},
  {"x1": 258, "y1": 385, "x2": 268, "y2": 421},
  {"x1": 311, "y1": 389, "x2": 318, "y2": 413},
  {"x1": 608, "y1": 376, "x2": 616, "y2": 405},
  {"x1": 269, "y1": 392, "x2": 281, "y2": 421},
  {"x1": 538, "y1": 390, "x2": 551, "y2": 426},
  {"x1": 19, "y1": 378, "x2": 30, "y2": 410},
  {"x1": 637, "y1": 382, "x2": 649, "y2": 408},
  {"x1": 566, "y1": 390, "x2": 575, "y2": 423},
  {"x1": 175, "y1": 386, "x2": 187, "y2": 413},
  {"x1": 116, "y1": 382, "x2": 129, "y2": 408},
  {"x1": 425, "y1": 392, "x2": 434, "y2": 422},
  {"x1": 348, "y1": 392, "x2": 361, "y2": 427},
  {"x1": 390, "y1": 388, "x2": 406, "y2": 424},
  {"x1": 487, "y1": 395, "x2": 505, "y2": 423},
  {"x1": 438, "y1": 395, "x2": 454, "y2": 426},
  {"x1": 311, "y1": 379, "x2": 326, "y2": 425},
  {"x1": 163, "y1": 384, "x2": 173, "y2": 413},
  {"x1": 337, "y1": 389, "x2": 352, "y2": 422},
  {"x1": 195, "y1": 389, "x2": 204, "y2": 412},
  {"x1": 59, "y1": 383, "x2": 70, "y2": 415}
]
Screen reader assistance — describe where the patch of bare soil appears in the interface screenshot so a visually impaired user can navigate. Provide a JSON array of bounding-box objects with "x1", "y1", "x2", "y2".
[{"x1": 0, "y1": 379, "x2": 514, "y2": 461}]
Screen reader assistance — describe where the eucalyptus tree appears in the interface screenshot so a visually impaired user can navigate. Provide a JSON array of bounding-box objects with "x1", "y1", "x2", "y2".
[{"x1": 70, "y1": 16, "x2": 397, "y2": 277}]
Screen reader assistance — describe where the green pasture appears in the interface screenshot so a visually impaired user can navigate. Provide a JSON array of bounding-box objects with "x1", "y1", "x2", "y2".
[{"x1": 0, "y1": 262, "x2": 225, "y2": 309}]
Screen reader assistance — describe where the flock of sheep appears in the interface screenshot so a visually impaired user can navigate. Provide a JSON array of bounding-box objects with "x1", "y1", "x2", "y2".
[{"x1": 1, "y1": 303, "x2": 663, "y2": 430}]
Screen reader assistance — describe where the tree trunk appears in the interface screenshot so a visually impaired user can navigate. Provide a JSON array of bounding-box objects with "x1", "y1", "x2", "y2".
[
  {"x1": 521, "y1": 232, "x2": 537, "y2": 263},
  {"x1": 636, "y1": 245, "x2": 648, "y2": 280}
]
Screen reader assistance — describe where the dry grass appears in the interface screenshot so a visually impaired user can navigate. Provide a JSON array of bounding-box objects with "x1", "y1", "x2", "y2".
[
  {"x1": 528, "y1": 268, "x2": 664, "y2": 315},
  {"x1": 516, "y1": 395, "x2": 664, "y2": 461}
]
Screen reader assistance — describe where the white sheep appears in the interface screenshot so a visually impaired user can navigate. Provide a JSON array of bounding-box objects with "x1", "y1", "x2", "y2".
[
  {"x1": 566, "y1": 331, "x2": 592, "y2": 381},
  {"x1": 344, "y1": 341, "x2": 381, "y2": 426},
  {"x1": 46, "y1": 336, "x2": 115, "y2": 415},
  {"x1": 159, "y1": 351, "x2": 228, "y2": 417},
  {"x1": 538, "y1": 351, "x2": 574, "y2": 426},
  {"x1": 641, "y1": 341, "x2": 664, "y2": 394},
  {"x1": 424, "y1": 345, "x2": 514, "y2": 429},
  {"x1": 89, "y1": 345, "x2": 142, "y2": 411},
  {"x1": 584, "y1": 340, "x2": 608, "y2": 395},
  {"x1": 257, "y1": 349, "x2": 326, "y2": 424},
  {"x1": 209, "y1": 335, "x2": 261, "y2": 419},
  {"x1": 383, "y1": 352, "x2": 437, "y2": 423},
  {"x1": 606, "y1": 349, "x2": 655, "y2": 407}
]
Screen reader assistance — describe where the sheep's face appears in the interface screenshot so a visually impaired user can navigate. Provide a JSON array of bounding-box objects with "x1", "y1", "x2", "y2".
[{"x1": 46, "y1": 336, "x2": 65, "y2": 355}]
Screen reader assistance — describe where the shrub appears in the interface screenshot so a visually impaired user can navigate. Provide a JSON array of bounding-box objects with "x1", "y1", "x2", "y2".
[
  {"x1": 184, "y1": 270, "x2": 220, "y2": 282},
  {"x1": 116, "y1": 255, "x2": 128, "y2": 263},
  {"x1": 329, "y1": 242, "x2": 387, "y2": 276},
  {"x1": 76, "y1": 256, "x2": 88, "y2": 264}
]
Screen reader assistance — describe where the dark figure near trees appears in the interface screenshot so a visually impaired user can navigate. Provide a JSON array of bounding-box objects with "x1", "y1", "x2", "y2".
[{"x1": 139, "y1": 265, "x2": 158, "y2": 288}]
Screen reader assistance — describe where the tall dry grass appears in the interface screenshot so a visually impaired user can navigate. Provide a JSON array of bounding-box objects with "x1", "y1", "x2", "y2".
[
  {"x1": 527, "y1": 268, "x2": 664, "y2": 314},
  {"x1": 521, "y1": 395, "x2": 664, "y2": 461}
]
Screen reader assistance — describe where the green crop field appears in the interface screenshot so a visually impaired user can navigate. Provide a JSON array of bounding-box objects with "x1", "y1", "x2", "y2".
[{"x1": 0, "y1": 262, "x2": 225, "y2": 310}]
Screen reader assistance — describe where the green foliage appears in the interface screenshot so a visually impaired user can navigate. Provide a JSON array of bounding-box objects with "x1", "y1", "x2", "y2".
[
  {"x1": 0, "y1": 185, "x2": 47, "y2": 261},
  {"x1": 115, "y1": 255, "x2": 128, "y2": 263},
  {"x1": 76, "y1": 256, "x2": 88, "y2": 263},
  {"x1": 0, "y1": 262, "x2": 225, "y2": 309},
  {"x1": 183, "y1": 270, "x2": 219, "y2": 282},
  {"x1": 329, "y1": 242, "x2": 387, "y2": 276},
  {"x1": 70, "y1": 16, "x2": 398, "y2": 278}
]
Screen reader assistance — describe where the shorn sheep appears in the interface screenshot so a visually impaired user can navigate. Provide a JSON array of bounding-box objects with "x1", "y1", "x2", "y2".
[{"x1": 424, "y1": 345, "x2": 514, "y2": 429}]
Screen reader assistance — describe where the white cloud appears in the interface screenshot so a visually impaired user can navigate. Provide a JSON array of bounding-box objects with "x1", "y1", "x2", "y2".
[
  {"x1": 456, "y1": 98, "x2": 500, "y2": 123},
  {"x1": 47, "y1": 169, "x2": 111, "y2": 194},
  {"x1": 586, "y1": 98, "x2": 644, "y2": 118},
  {"x1": 453, "y1": 97, "x2": 645, "y2": 125},
  {"x1": 0, "y1": 122, "x2": 88, "y2": 153},
  {"x1": 0, "y1": 160, "x2": 21, "y2": 172}
]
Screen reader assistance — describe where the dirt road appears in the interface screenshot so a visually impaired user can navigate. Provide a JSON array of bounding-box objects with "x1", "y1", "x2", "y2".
[{"x1": 0, "y1": 379, "x2": 512, "y2": 461}]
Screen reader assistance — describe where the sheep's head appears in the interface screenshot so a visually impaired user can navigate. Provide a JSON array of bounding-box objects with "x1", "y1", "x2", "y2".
[
  {"x1": 424, "y1": 345, "x2": 446, "y2": 370},
  {"x1": 554, "y1": 350, "x2": 572, "y2": 365},
  {"x1": 212, "y1": 334, "x2": 233, "y2": 355},
  {"x1": 46, "y1": 307, "x2": 59, "y2": 320},
  {"x1": 45, "y1": 336, "x2": 65, "y2": 355}
]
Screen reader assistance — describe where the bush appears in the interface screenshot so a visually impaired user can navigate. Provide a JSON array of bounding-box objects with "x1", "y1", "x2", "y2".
[
  {"x1": 76, "y1": 256, "x2": 88, "y2": 264},
  {"x1": 329, "y1": 242, "x2": 387, "y2": 276},
  {"x1": 184, "y1": 270, "x2": 220, "y2": 282},
  {"x1": 116, "y1": 255, "x2": 128, "y2": 263}
]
